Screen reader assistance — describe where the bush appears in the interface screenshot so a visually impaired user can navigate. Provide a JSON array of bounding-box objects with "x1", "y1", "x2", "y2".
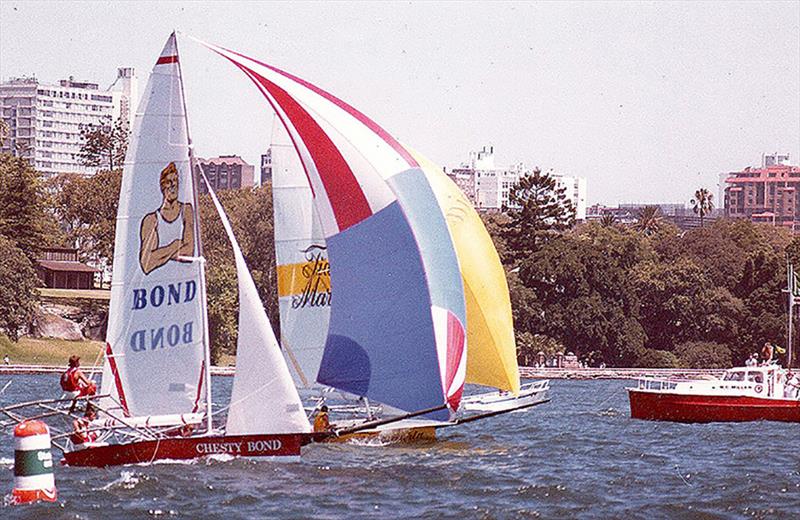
[{"x1": 675, "y1": 341, "x2": 732, "y2": 369}]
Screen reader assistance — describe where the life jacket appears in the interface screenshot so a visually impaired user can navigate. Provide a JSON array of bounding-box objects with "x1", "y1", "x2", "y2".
[
  {"x1": 313, "y1": 412, "x2": 330, "y2": 433},
  {"x1": 60, "y1": 367, "x2": 80, "y2": 392}
]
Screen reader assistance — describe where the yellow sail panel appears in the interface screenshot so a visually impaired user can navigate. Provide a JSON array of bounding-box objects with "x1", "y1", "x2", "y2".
[{"x1": 406, "y1": 148, "x2": 520, "y2": 394}]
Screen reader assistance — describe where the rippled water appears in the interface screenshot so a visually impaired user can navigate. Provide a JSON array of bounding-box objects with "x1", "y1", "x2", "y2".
[{"x1": 1, "y1": 374, "x2": 799, "y2": 518}]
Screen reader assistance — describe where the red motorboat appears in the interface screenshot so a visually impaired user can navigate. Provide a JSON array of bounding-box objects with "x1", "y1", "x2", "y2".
[{"x1": 628, "y1": 365, "x2": 800, "y2": 423}]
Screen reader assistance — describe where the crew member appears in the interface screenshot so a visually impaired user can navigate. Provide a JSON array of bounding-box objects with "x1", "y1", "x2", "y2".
[
  {"x1": 70, "y1": 405, "x2": 98, "y2": 446},
  {"x1": 785, "y1": 371, "x2": 800, "y2": 399},
  {"x1": 313, "y1": 405, "x2": 333, "y2": 433},
  {"x1": 60, "y1": 355, "x2": 97, "y2": 398},
  {"x1": 761, "y1": 343, "x2": 774, "y2": 366}
]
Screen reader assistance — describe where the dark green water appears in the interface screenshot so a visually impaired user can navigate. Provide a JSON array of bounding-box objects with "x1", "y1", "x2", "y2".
[{"x1": 1, "y1": 375, "x2": 799, "y2": 518}]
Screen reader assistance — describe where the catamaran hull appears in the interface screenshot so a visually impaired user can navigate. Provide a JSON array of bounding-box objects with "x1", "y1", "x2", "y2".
[
  {"x1": 332, "y1": 426, "x2": 437, "y2": 444},
  {"x1": 62, "y1": 433, "x2": 305, "y2": 467},
  {"x1": 460, "y1": 382, "x2": 550, "y2": 413},
  {"x1": 628, "y1": 389, "x2": 800, "y2": 423}
]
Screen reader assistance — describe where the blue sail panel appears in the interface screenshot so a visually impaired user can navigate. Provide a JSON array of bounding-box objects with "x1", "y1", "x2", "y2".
[
  {"x1": 317, "y1": 201, "x2": 448, "y2": 420},
  {"x1": 388, "y1": 168, "x2": 466, "y2": 324}
]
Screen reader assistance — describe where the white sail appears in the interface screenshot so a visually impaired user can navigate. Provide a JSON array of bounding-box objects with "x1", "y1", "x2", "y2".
[
  {"x1": 199, "y1": 172, "x2": 310, "y2": 435},
  {"x1": 100, "y1": 33, "x2": 208, "y2": 417},
  {"x1": 271, "y1": 121, "x2": 331, "y2": 388}
]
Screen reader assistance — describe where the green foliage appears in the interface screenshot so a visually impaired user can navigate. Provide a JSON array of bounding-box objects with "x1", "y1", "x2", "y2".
[
  {"x1": 515, "y1": 223, "x2": 653, "y2": 365},
  {"x1": 480, "y1": 209, "x2": 798, "y2": 367},
  {"x1": 633, "y1": 259, "x2": 744, "y2": 352},
  {"x1": 691, "y1": 187, "x2": 714, "y2": 227},
  {"x1": 79, "y1": 117, "x2": 129, "y2": 171},
  {"x1": 515, "y1": 332, "x2": 563, "y2": 366},
  {"x1": 0, "y1": 153, "x2": 63, "y2": 259},
  {"x1": 633, "y1": 349, "x2": 680, "y2": 368},
  {"x1": 198, "y1": 184, "x2": 278, "y2": 361},
  {"x1": 599, "y1": 213, "x2": 616, "y2": 227},
  {"x1": 634, "y1": 206, "x2": 662, "y2": 235},
  {"x1": 0, "y1": 235, "x2": 39, "y2": 342},
  {"x1": 503, "y1": 168, "x2": 575, "y2": 264},
  {"x1": 49, "y1": 169, "x2": 122, "y2": 265},
  {"x1": 675, "y1": 341, "x2": 732, "y2": 369}
]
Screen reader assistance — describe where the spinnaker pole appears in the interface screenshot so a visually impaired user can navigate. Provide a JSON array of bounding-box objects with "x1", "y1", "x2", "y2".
[{"x1": 174, "y1": 31, "x2": 214, "y2": 434}]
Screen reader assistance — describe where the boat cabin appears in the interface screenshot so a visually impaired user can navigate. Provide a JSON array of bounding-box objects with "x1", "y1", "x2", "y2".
[{"x1": 719, "y1": 366, "x2": 785, "y2": 398}]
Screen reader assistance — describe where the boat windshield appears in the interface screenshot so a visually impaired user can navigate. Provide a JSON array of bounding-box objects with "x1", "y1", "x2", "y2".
[
  {"x1": 723, "y1": 372, "x2": 745, "y2": 381},
  {"x1": 746, "y1": 372, "x2": 764, "y2": 383}
]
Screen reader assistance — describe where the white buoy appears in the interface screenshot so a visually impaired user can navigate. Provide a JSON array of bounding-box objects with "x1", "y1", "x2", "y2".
[{"x1": 11, "y1": 420, "x2": 57, "y2": 505}]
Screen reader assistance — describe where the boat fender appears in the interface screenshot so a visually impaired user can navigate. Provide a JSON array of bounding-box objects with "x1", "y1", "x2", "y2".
[
  {"x1": 11, "y1": 420, "x2": 57, "y2": 505},
  {"x1": 754, "y1": 384, "x2": 763, "y2": 394}
]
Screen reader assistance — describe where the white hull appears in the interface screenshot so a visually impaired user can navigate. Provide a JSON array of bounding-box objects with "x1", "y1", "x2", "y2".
[{"x1": 460, "y1": 381, "x2": 550, "y2": 412}]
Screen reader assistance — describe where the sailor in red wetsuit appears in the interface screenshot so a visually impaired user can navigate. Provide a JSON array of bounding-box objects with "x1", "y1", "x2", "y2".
[
  {"x1": 70, "y1": 404, "x2": 98, "y2": 447},
  {"x1": 60, "y1": 355, "x2": 97, "y2": 398}
]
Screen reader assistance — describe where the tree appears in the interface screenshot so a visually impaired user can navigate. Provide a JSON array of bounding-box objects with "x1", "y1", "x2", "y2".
[
  {"x1": 0, "y1": 153, "x2": 62, "y2": 260},
  {"x1": 599, "y1": 212, "x2": 616, "y2": 227},
  {"x1": 0, "y1": 235, "x2": 39, "y2": 342},
  {"x1": 675, "y1": 341, "x2": 732, "y2": 369},
  {"x1": 503, "y1": 168, "x2": 575, "y2": 264},
  {"x1": 79, "y1": 116, "x2": 129, "y2": 171},
  {"x1": 198, "y1": 184, "x2": 278, "y2": 360},
  {"x1": 49, "y1": 169, "x2": 122, "y2": 265},
  {"x1": 515, "y1": 223, "x2": 653, "y2": 365},
  {"x1": 634, "y1": 205, "x2": 662, "y2": 235},
  {"x1": 691, "y1": 188, "x2": 714, "y2": 227}
]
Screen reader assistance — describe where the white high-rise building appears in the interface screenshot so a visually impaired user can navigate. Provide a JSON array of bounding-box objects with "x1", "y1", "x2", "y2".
[
  {"x1": 0, "y1": 68, "x2": 138, "y2": 177},
  {"x1": 447, "y1": 146, "x2": 587, "y2": 219}
]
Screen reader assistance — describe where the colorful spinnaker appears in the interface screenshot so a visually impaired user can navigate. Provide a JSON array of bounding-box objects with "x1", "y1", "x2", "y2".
[
  {"x1": 406, "y1": 149, "x2": 521, "y2": 395},
  {"x1": 203, "y1": 42, "x2": 467, "y2": 420}
]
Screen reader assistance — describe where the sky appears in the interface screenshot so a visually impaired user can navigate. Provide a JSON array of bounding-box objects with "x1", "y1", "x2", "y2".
[{"x1": 1, "y1": 0, "x2": 798, "y2": 205}]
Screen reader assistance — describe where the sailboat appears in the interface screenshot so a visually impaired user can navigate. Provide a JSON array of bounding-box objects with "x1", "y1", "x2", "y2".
[
  {"x1": 1, "y1": 34, "x2": 312, "y2": 467},
  {"x1": 201, "y1": 39, "x2": 549, "y2": 438}
]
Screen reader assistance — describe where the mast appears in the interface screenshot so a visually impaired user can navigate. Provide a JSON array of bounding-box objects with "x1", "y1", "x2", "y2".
[
  {"x1": 789, "y1": 262, "x2": 794, "y2": 369},
  {"x1": 174, "y1": 32, "x2": 214, "y2": 434}
]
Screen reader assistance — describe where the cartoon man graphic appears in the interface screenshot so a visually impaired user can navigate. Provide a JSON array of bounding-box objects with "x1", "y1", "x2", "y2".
[{"x1": 139, "y1": 162, "x2": 195, "y2": 275}]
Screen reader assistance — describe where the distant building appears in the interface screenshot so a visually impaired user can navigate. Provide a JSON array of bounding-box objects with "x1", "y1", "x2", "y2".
[
  {"x1": 260, "y1": 150, "x2": 272, "y2": 185},
  {"x1": 0, "y1": 68, "x2": 137, "y2": 177},
  {"x1": 587, "y1": 202, "x2": 718, "y2": 230},
  {"x1": 35, "y1": 247, "x2": 100, "y2": 290},
  {"x1": 196, "y1": 155, "x2": 256, "y2": 193},
  {"x1": 724, "y1": 153, "x2": 800, "y2": 230},
  {"x1": 446, "y1": 145, "x2": 588, "y2": 219}
]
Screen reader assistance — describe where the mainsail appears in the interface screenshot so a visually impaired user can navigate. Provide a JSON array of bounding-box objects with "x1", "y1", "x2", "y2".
[
  {"x1": 199, "y1": 171, "x2": 310, "y2": 435},
  {"x1": 100, "y1": 33, "x2": 209, "y2": 417},
  {"x1": 271, "y1": 121, "x2": 330, "y2": 389},
  {"x1": 202, "y1": 42, "x2": 467, "y2": 420}
]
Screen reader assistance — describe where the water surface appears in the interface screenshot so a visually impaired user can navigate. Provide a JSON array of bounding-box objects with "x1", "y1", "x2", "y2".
[{"x1": 1, "y1": 375, "x2": 798, "y2": 518}]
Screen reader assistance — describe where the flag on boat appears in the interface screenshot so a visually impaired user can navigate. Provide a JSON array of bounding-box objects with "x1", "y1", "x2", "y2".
[
  {"x1": 200, "y1": 39, "x2": 467, "y2": 420},
  {"x1": 100, "y1": 33, "x2": 208, "y2": 418}
]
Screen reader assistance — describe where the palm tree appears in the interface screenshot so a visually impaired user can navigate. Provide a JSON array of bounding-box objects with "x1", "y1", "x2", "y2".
[
  {"x1": 691, "y1": 188, "x2": 714, "y2": 227},
  {"x1": 599, "y1": 212, "x2": 616, "y2": 227},
  {"x1": 634, "y1": 205, "x2": 661, "y2": 235}
]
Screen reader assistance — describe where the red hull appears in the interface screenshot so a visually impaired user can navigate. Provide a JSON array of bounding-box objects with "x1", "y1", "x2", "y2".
[
  {"x1": 62, "y1": 433, "x2": 306, "y2": 467},
  {"x1": 628, "y1": 389, "x2": 800, "y2": 423}
]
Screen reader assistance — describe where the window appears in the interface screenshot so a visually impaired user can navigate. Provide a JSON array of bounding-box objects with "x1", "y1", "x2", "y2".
[{"x1": 746, "y1": 372, "x2": 763, "y2": 384}]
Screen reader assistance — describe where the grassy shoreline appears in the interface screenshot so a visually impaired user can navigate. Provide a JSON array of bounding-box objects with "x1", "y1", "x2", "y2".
[{"x1": 0, "y1": 336, "x2": 104, "y2": 366}]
